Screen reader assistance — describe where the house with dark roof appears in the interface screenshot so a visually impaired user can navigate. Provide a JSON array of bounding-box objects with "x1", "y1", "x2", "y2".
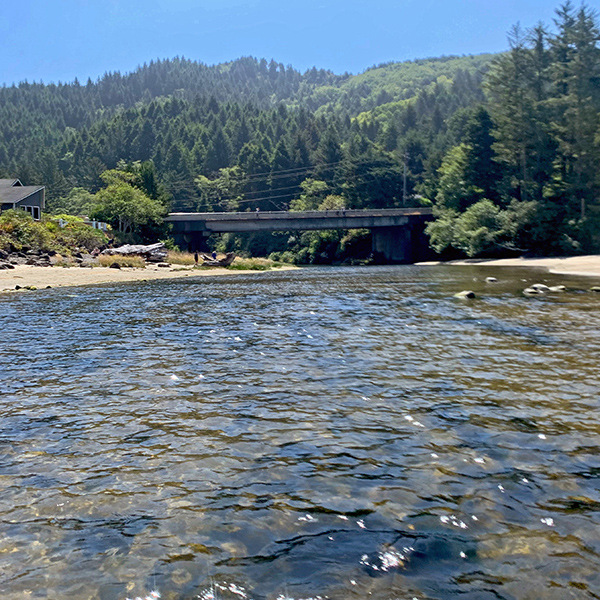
[{"x1": 0, "y1": 179, "x2": 45, "y2": 220}]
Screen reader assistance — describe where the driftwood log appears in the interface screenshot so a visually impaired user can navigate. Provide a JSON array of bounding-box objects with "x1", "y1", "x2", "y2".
[
  {"x1": 200, "y1": 252, "x2": 236, "y2": 267},
  {"x1": 101, "y1": 243, "x2": 168, "y2": 262}
]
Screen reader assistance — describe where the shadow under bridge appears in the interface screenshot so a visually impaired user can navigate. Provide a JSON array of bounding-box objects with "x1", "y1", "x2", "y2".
[{"x1": 165, "y1": 207, "x2": 434, "y2": 263}]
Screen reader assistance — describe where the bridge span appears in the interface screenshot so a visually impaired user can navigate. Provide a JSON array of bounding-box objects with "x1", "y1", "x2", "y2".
[{"x1": 166, "y1": 207, "x2": 434, "y2": 263}]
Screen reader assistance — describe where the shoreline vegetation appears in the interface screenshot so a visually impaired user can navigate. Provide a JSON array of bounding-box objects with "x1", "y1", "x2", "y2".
[{"x1": 2, "y1": 255, "x2": 599, "y2": 294}]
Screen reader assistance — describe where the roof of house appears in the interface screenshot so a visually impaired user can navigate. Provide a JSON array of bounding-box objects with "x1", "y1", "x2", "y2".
[
  {"x1": 0, "y1": 179, "x2": 45, "y2": 204},
  {"x1": 0, "y1": 179, "x2": 22, "y2": 188}
]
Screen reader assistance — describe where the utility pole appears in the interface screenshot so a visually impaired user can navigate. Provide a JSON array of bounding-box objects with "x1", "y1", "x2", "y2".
[{"x1": 403, "y1": 152, "x2": 408, "y2": 206}]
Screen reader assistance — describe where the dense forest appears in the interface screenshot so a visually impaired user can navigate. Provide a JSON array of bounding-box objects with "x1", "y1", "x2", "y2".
[{"x1": 1, "y1": 1, "x2": 599, "y2": 261}]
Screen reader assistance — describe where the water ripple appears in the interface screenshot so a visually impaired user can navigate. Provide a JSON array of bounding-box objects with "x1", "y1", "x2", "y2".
[{"x1": 1, "y1": 265, "x2": 599, "y2": 599}]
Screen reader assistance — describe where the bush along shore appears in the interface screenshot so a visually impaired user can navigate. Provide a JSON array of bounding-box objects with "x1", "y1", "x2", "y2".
[
  {"x1": 0, "y1": 210, "x2": 109, "y2": 270},
  {"x1": 0, "y1": 210, "x2": 295, "y2": 286}
]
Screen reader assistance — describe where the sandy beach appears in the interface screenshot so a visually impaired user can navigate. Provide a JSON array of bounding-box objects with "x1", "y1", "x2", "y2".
[
  {"x1": 420, "y1": 254, "x2": 600, "y2": 279},
  {"x1": 2, "y1": 255, "x2": 600, "y2": 293},
  {"x1": 0, "y1": 263, "x2": 295, "y2": 293}
]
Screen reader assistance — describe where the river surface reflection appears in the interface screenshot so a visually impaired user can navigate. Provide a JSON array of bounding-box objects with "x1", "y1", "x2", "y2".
[{"x1": 1, "y1": 265, "x2": 600, "y2": 600}]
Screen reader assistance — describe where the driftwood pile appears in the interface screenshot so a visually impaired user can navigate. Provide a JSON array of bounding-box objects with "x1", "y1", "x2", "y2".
[
  {"x1": 101, "y1": 243, "x2": 168, "y2": 262},
  {"x1": 200, "y1": 252, "x2": 236, "y2": 267}
]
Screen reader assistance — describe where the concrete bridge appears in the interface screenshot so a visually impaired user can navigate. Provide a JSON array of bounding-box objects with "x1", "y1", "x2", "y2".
[{"x1": 166, "y1": 207, "x2": 434, "y2": 263}]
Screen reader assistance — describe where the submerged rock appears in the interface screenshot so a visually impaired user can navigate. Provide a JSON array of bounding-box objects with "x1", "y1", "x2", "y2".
[{"x1": 454, "y1": 290, "x2": 476, "y2": 299}]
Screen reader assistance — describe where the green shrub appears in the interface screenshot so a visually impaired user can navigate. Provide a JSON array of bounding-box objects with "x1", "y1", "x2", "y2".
[
  {"x1": 0, "y1": 210, "x2": 54, "y2": 251},
  {"x1": 0, "y1": 232, "x2": 12, "y2": 251},
  {"x1": 57, "y1": 224, "x2": 108, "y2": 251},
  {"x1": 160, "y1": 238, "x2": 180, "y2": 251},
  {"x1": 277, "y1": 251, "x2": 298, "y2": 264}
]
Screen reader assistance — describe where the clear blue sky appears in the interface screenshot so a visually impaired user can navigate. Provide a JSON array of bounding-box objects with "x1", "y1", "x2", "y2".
[{"x1": 1, "y1": 0, "x2": 598, "y2": 85}]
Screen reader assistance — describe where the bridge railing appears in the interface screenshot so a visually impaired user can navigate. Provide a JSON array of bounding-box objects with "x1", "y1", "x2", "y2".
[{"x1": 166, "y1": 207, "x2": 432, "y2": 221}]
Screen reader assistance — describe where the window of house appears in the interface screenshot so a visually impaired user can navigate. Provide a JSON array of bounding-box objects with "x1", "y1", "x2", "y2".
[{"x1": 20, "y1": 206, "x2": 40, "y2": 219}]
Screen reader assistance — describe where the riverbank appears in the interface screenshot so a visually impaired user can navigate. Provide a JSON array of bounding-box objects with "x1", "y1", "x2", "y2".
[
  {"x1": 0, "y1": 263, "x2": 296, "y2": 292},
  {"x1": 4, "y1": 255, "x2": 600, "y2": 293},
  {"x1": 419, "y1": 254, "x2": 600, "y2": 278}
]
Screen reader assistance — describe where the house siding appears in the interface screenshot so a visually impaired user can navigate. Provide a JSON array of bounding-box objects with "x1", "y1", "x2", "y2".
[{"x1": 0, "y1": 180, "x2": 45, "y2": 220}]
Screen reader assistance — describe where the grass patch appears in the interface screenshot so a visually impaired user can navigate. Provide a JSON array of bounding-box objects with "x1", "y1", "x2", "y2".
[
  {"x1": 98, "y1": 255, "x2": 146, "y2": 268},
  {"x1": 167, "y1": 250, "x2": 196, "y2": 265},
  {"x1": 227, "y1": 257, "x2": 275, "y2": 271}
]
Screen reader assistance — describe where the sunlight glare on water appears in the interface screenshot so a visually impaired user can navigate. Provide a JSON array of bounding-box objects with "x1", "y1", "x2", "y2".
[{"x1": 1, "y1": 265, "x2": 600, "y2": 600}]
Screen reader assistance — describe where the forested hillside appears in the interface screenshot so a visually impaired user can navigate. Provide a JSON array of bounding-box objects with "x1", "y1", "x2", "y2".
[
  {"x1": 0, "y1": 53, "x2": 490, "y2": 203},
  {"x1": 1, "y1": 1, "x2": 599, "y2": 260}
]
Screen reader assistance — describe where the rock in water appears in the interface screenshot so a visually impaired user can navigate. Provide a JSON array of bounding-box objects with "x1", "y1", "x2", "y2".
[
  {"x1": 454, "y1": 290, "x2": 476, "y2": 299},
  {"x1": 485, "y1": 277, "x2": 498, "y2": 283},
  {"x1": 531, "y1": 283, "x2": 550, "y2": 292},
  {"x1": 590, "y1": 286, "x2": 600, "y2": 293}
]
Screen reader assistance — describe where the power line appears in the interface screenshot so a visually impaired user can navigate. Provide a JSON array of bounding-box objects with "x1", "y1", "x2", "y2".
[
  {"x1": 165, "y1": 156, "x2": 397, "y2": 210},
  {"x1": 242, "y1": 159, "x2": 349, "y2": 180},
  {"x1": 174, "y1": 190, "x2": 306, "y2": 211},
  {"x1": 236, "y1": 191, "x2": 300, "y2": 203},
  {"x1": 242, "y1": 183, "x2": 304, "y2": 196},
  {"x1": 161, "y1": 156, "x2": 380, "y2": 192}
]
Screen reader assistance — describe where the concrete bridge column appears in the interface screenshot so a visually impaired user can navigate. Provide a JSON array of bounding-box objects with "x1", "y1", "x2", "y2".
[
  {"x1": 173, "y1": 231, "x2": 211, "y2": 252},
  {"x1": 371, "y1": 226, "x2": 413, "y2": 263}
]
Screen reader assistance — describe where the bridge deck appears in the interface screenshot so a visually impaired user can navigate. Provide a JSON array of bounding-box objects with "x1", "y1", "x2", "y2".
[
  {"x1": 166, "y1": 207, "x2": 433, "y2": 233},
  {"x1": 167, "y1": 207, "x2": 432, "y2": 222}
]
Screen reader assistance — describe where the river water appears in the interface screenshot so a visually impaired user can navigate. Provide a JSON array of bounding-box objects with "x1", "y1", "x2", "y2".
[{"x1": 1, "y1": 265, "x2": 600, "y2": 600}]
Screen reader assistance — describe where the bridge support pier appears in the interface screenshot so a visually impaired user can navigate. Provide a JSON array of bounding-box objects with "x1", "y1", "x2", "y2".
[
  {"x1": 371, "y1": 226, "x2": 413, "y2": 263},
  {"x1": 174, "y1": 232, "x2": 211, "y2": 253},
  {"x1": 371, "y1": 224, "x2": 433, "y2": 263}
]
